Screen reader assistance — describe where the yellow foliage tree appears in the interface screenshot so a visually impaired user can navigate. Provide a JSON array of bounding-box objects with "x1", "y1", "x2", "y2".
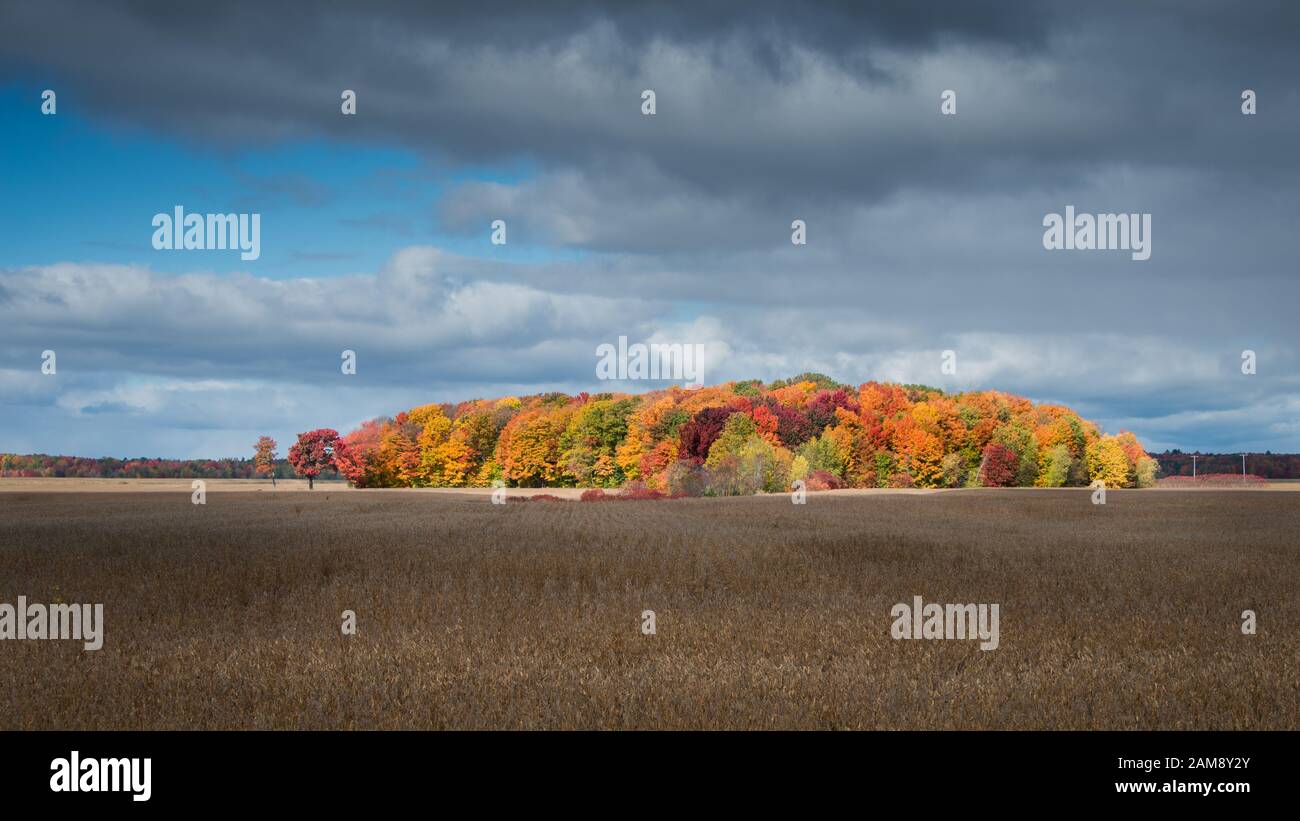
[
  {"x1": 1086, "y1": 436, "x2": 1130, "y2": 488},
  {"x1": 408, "y1": 404, "x2": 453, "y2": 485}
]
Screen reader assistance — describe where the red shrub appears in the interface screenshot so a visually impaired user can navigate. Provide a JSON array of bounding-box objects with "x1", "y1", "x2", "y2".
[
  {"x1": 887, "y1": 471, "x2": 916, "y2": 488},
  {"x1": 805, "y1": 470, "x2": 842, "y2": 491},
  {"x1": 618, "y1": 482, "x2": 666, "y2": 500}
]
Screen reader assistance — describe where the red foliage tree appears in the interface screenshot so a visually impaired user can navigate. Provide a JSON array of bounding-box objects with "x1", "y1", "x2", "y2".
[
  {"x1": 978, "y1": 443, "x2": 1019, "y2": 487},
  {"x1": 288, "y1": 429, "x2": 340, "y2": 489},
  {"x1": 333, "y1": 419, "x2": 387, "y2": 488},
  {"x1": 761, "y1": 397, "x2": 814, "y2": 447},
  {"x1": 677, "y1": 407, "x2": 735, "y2": 464},
  {"x1": 805, "y1": 388, "x2": 860, "y2": 434}
]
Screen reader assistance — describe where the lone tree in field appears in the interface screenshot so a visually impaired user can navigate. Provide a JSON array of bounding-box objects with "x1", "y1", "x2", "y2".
[
  {"x1": 288, "y1": 429, "x2": 340, "y2": 490},
  {"x1": 253, "y1": 436, "x2": 278, "y2": 487}
]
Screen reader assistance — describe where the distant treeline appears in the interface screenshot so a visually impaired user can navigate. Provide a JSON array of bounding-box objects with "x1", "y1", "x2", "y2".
[
  {"x1": 0, "y1": 454, "x2": 337, "y2": 480},
  {"x1": 1153, "y1": 451, "x2": 1300, "y2": 480}
]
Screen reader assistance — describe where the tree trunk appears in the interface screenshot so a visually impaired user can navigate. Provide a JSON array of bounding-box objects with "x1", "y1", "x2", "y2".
[{"x1": 308, "y1": 476, "x2": 314, "y2": 490}]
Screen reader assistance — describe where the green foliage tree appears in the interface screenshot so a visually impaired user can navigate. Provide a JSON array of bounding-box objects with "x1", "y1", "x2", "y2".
[
  {"x1": 769, "y1": 372, "x2": 844, "y2": 391},
  {"x1": 1134, "y1": 456, "x2": 1159, "y2": 488},
  {"x1": 559, "y1": 398, "x2": 637, "y2": 486},
  {"x1": 1041, "y1": 444, "x2": 1071, "y2": 487},
  {"x1": 798, "y1": 433, "x2": 845, "y2": 479},
  {"x1": 704, "y1": 413, "x2": 758, "y2": 469},
  {"x1": 940, "y1": 452, "x2": 965, "y2": 488}
]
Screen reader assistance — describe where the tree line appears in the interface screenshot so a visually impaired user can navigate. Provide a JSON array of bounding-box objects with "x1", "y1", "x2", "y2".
[
  {"x1": 21, "y1": 376, "x2": 1293, "y2": 491},
  {"x1": 0, "y1": 453, "x2": 302, "y2": 480},
  {"x1": 1154, "y1": 451, "x2": 1300, "y2": 480},
  {"x1": 283, "y1": 374, "x2": 1163, "y2": 494}
]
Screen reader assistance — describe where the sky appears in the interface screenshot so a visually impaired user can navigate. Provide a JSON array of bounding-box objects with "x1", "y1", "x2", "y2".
[{"x1": 1, "y1": 0, "x2": 1298, "y2": 459}]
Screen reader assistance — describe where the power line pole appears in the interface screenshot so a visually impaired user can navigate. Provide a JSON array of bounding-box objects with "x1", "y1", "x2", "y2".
[
  {"x1": 1192, "y1": 454, "x2": 1197, "y2": 478},
  {"x1": 1243, "y1": 453, "x2": 1247, "y2": 482}
]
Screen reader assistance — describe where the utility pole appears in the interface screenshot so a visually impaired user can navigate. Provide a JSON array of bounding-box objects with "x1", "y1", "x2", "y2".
[
  {"x1": 1243, "y1": 453, "x2": 1247, "y2": 482},
  {"x1": 1192, "y1": 454, "x2": 1197, "y2": 478}
]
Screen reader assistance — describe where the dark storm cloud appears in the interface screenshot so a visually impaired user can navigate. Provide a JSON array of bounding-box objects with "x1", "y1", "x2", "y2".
[{"x1": 4, "y1": 0, "x2": 1297, "y2": 206}]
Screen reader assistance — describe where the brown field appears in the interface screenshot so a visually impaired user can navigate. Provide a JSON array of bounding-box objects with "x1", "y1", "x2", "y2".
[
  {"x1": 0, "y1": 485, "x2": 1296, "y2": 730},
  {"x1": 5, "y1": 476, "x2": 1300, "y2": 493}
]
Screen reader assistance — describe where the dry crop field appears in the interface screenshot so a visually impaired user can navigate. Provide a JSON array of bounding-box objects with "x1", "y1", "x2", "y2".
[{"x1": 0, "y1": 486, "x2": 1295, "y2": 730}]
